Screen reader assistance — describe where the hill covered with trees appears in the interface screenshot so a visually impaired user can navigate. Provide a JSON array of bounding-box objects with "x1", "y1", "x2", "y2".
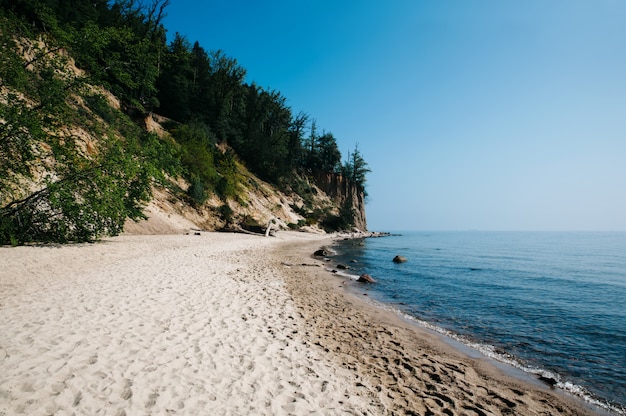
[{"x1": 0, "y1": 0, "x2": 370, "y2": 245}]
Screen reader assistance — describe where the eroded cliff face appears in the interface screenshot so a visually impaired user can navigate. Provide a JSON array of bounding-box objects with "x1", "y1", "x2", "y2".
[{"x1": 314, "y1": 172, "x2": 367, "y2": 232}]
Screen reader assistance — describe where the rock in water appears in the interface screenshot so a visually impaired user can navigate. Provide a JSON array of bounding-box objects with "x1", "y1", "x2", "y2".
[
  {"x1": 393, "y1": 255, "x2": 408, "y2": 263},
  {"x1": 357, "y1": 274, "x2": 376, "y2": 283}
]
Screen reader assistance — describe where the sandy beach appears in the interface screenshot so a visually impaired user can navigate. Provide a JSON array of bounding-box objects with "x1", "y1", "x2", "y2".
[{"x1": 0, "y1": 232, "x2": 598, "y2": 415}]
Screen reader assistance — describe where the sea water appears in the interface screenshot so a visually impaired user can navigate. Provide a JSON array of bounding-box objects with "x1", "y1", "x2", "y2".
[{"x1": 332, "y1": 231, "x2": 626, "y2": 414}]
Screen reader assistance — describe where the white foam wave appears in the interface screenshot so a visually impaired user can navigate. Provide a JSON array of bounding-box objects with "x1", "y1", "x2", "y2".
[{"x1": 326, "y1": 268, "x2": 360, "y2": 280}]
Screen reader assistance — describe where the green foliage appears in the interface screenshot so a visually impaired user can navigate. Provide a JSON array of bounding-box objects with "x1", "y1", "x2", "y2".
[
  {"x1": 0, "y1": 14, "x2": 78, "y2": 201},
  {"x1": 0, "y1": 138, "x2": 151, "y2": 244},
  {"x1": 0, "y1": 63, "x2": 156, "y2": 244},
  {"x1": 342, "y1": 144, "x2": 371, "y2": 196},
  {"x1": 217, "y1": 203, "x2": 233, "y2": 225},
  {"x1": 0, "y1": 16, "x2": 30, "y2": 90},
  {"x1": 84, "y1": 93, "x2": 118, "y2": 125},
  {"x1": 156, "y1": 33, "x2": 194, "y2": 121},
  {"x1": 0, "y1": 11, "x2": 155, "y2": 244},
  {"x1": 3, "y1": 0, "x2": 371, "y2": 194},
  {"x1": 321, "y1": 199, "x2": 356, "y2": 232},
  {"x1": 316, "y1": 132, "x2": 342, "y2": 173},
  {"x1": 187, "y1": 177, "x2": 206, "y2": 205},
  {"x1": 169, "y1": 122, "x2": 246, "y2": 202},
  {"x1": 0, "y1": 91, "x2": 42, "y2": 200},
  {"x1": 215, "y1": 151, "x2": 239, "y2": 199},
  {"x1": 170, "y1": 122, "x2": 219, "y2": 199},
  {"x1": 0, "y1": 0, "x2": 372, "y2": 241},
  {"x1": 139, "y1": 132, "x2": 181, "y2": 179},
  {"x1": 81, "y1": 93, "x2": 181, "y2": 182},
  {"x1": 235, "y1": 85, "x2": 293, "y2": 180}
]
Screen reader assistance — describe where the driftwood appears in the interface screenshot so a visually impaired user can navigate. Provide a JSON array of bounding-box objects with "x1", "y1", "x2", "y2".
[
  {"x1": 265, "y1": 219, "x2": 274, "y2": 237},
  {"x1": 230, "y1": 225, "x2": 276, "y2": 237}
]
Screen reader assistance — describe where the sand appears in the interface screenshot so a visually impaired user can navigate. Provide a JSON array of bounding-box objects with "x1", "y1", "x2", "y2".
[{"x1": 0, "y1": 231, "x2": 598, "y2": 415}]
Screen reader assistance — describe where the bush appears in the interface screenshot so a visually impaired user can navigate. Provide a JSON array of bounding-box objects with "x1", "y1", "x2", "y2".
[
  {"x1": 188, "y1": 177, "x2": 207, "y2": 205},
  {"x1": 140, "y1": 132, "x2": 182, "y2": 179},
  {"x1": 215, "y1": 150, "x2": 240, "y2": 200},
  {"x1": 217, "y1": 204, "x2": 233, "y2": 225}
]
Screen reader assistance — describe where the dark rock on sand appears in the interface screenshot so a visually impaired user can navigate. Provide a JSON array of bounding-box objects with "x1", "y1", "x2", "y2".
[
  {"x1": 538, "y1": 375, "x2": 558, "y2": 387},
  {"x1": 393, "y1": 255, "x2": 408, "y2": 263},
  {"x1": 314, "y1": 249, "x2": 330, "y2": 257},
  {"x1": 357, "y1": 274, "x2": 376, "y2": 283}
]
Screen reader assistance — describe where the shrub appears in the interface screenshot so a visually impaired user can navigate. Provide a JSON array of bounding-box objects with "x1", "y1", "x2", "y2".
[
  {"x1": 188, "y1": 177, "x2": 207, "y2": 205},
  {"x1": 217, "y1": 204, "x2": 233, "y2": 225}
]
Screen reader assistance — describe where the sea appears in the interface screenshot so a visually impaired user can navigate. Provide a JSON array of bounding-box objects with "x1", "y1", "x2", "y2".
[{"x1": 331, "y1": 231, "x2": 626, "y2": 415}]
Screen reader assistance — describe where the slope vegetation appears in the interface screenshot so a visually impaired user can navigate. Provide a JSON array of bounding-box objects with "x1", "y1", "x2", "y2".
[{"x1": 0, "y1": 5, "x2": 367, "y2": 244}]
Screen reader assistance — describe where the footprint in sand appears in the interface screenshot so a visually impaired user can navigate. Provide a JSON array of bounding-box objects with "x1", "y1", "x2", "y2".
[{"x1": 121, "y1": 386, "x2": 132, "y2": 400}]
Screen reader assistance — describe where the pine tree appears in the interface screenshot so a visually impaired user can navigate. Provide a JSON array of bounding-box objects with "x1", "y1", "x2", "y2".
[{"x1": 343, "y1": 144, "x2": 371, "y2": 194}]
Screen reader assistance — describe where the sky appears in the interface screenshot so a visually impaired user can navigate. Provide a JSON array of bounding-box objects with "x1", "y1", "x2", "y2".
[{"x1": 163, "y1": 1, "x2": 626, "y2": 231}]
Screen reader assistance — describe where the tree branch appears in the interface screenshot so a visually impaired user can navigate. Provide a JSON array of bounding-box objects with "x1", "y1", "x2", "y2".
[{"x1": 23, "y1": 46, "x2": 64, "y2": 69}]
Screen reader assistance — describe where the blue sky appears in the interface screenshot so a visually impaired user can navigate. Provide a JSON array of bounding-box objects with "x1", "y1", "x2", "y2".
[{"x1": 163, "y1": 1, "x2": 626, "y2": 231}]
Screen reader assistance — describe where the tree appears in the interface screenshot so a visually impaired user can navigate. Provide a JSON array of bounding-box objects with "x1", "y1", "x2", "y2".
[
  {"x1": 236, "y1": 84, "x2": 292, "y2": 180},
  {"x1": 0, "y1": 17, "x2": 76, "y2": 200},
  {"x1": 302, "y1": 119, "x2": 319, "y2": 171},
  {"x1": 189, "y1": 41, "x2": 211, "y2": 115},
  {"x1": 287, "y1": 111, "x2": 308, "y2": 169},
  {"x1": 156, "y1": 32, "x2": 193, "y2": 121},
  {"x1": 63, "y1": 0, "x2": 170, "y2": 111},
  {"x1": 343, "y1": 144, "x2": 371, "y2": 194},
  {"x1": 0, "y1": 136, "x2": 152, "y2": 244},
  {"x1": 1, "y1": 3, "x2": 373, "y2": 237},
  {"x1": 317, "y1": 132, "x2": 342, "y2": 173},
  {"x1": 169, "y1": 122, "x2": 219, "y2": 203},
  {"x1": 300, "y1": 120, "x2": 341, "y2": 174},
  {"x1": 0, "y1": 13, "x2": 153, "y2": 244},
  {"x1": 203, "y1": 50, "x2": 246, "y2": 143}
]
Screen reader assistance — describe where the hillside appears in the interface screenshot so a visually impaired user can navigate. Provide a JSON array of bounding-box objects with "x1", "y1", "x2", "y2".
[
  {"x1": 0, "y1": 4, "x2": 368, "y2": 244},
  {"x1": 125, "y1": 114, "x2": 360, "y2": 236}
]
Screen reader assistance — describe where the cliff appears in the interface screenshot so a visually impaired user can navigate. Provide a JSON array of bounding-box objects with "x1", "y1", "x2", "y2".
[{"x1": 313, "y1": 172, "x2": 367, "y2": 232}]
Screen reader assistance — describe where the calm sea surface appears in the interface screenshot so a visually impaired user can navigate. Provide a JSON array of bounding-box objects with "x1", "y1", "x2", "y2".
[{"x1": 332, "y1": 231, "x2": 626, "y2": 414}]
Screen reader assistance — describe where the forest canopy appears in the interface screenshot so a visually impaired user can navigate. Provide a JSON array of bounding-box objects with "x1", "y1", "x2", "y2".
[{"x1": 0, "y1": 0, "x2": 370, "y2": 244}]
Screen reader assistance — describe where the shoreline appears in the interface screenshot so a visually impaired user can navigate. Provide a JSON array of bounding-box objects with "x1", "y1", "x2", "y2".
[
  {"x1": 0, "y1": 231, "x2": 606, "y2": 415},
  {"x1": 276, "y1": 233, "x2": 606, "y2": 415},
  {"x1": 326, "y1": 233, "x2": 625, "y2": 416}
]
